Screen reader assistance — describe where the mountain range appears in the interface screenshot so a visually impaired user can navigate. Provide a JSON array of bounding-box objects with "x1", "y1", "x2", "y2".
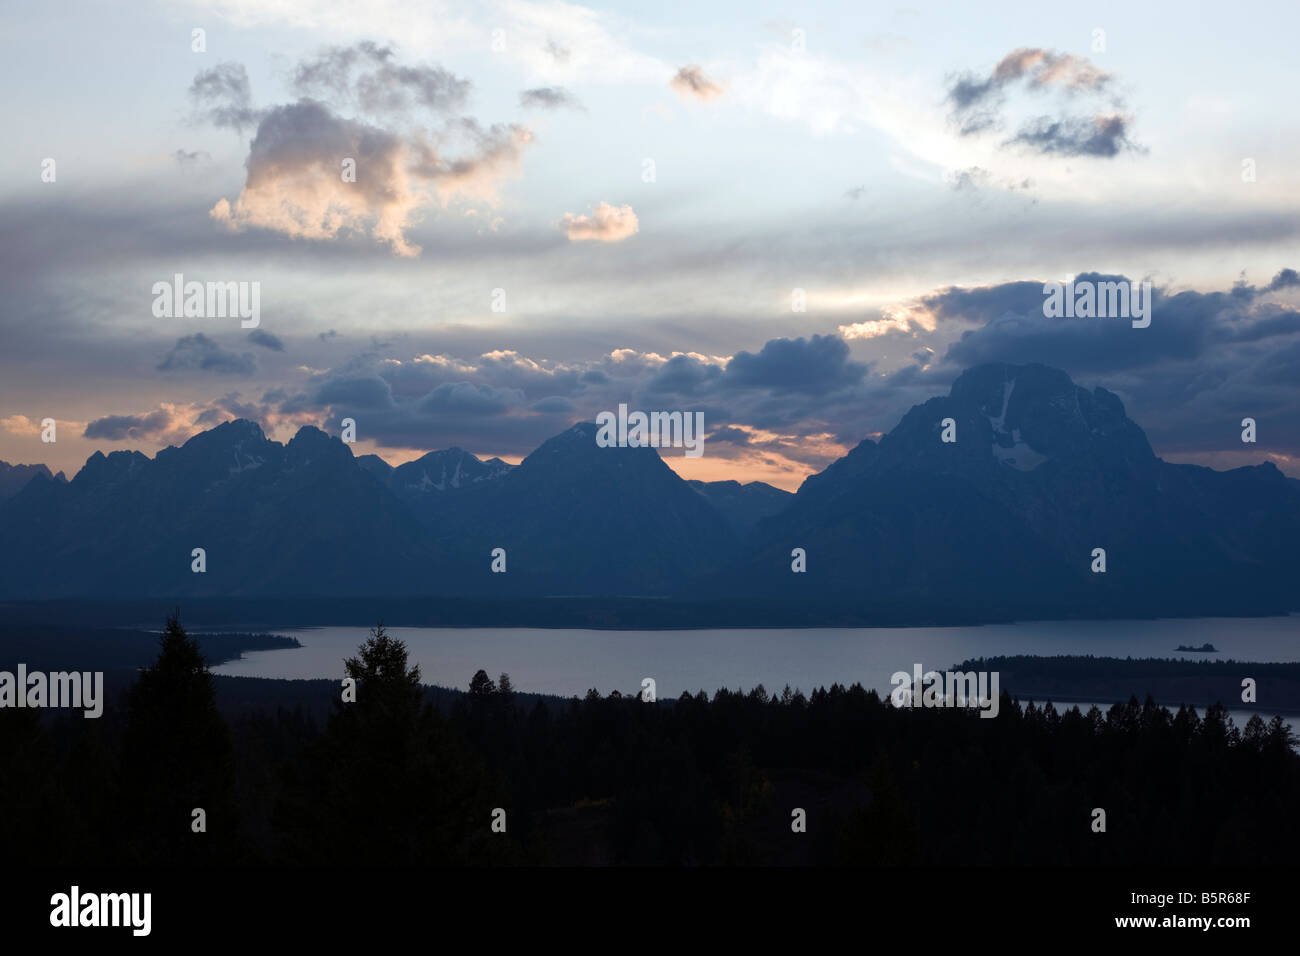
[{"x1": 2, "y1": 362, "x2": 1297, "y2": 622}]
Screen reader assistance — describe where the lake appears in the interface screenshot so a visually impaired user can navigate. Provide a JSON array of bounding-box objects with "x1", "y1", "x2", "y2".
[{"x1": 212, "y1": 615, "x2": 1300, "y2": 715}]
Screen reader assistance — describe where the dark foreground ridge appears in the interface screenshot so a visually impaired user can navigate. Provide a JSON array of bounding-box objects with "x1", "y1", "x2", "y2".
[
  {"x1": 5, "y1": 617, "x2": 1297, "y2": 868},
  {"x1": 964, "y1": 655, "x2": 1300, "y2": 715}
]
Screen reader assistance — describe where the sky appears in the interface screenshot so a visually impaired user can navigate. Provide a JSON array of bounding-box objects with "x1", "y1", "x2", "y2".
[{"x1": 2, "y1": 0, "x2": 1298, "y2": 490}]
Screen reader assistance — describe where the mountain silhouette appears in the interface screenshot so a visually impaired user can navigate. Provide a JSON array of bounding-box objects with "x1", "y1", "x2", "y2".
[
  {"x1": 0, "y1": 460, "x2": 63, "y2": 500},
  {"x1": 1, "y1": 362, "x2": 1296, "y2": 619},
  {"x1": 723, "y1": 363, "x2": 1300, "y2": 617},
  {"x1": 687, "y1": 479, "x2": 793, "y2": 535}
]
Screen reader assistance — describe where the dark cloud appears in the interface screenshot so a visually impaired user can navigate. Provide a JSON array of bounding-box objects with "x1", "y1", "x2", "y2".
[
  {"x1": 408, "y1": 117, "x2": 532, "y2": 187},
  {"x1": 291, "y1": 42, "x2": 470, "y2": 115},
  {"x1": 707, "y1": 425, "x2": 752, "y2": 446},
  {"x1": 947, "y1": 47, "x2": 1113, "y2": 114},
  {"x1": 258, "y1": 335, "x2": 891, "y2": 467},
  {"x1": 83, "y1": 409, "x2": 175, "y2": 441},
  {"x1": 936, "y1": 271, "x2": 1300, "y2": 373},
  {"x1": 194, "y1": 392, "x2": 273, "y2": 428},
  {"x1": 945, "y1": 47, "x2": 1136, "y2": 158},
  {"x1": 1268, "y1": 268, "x2": 1300, "y2": 291},
  {"x1": 314, "y1": 375, "x2": 395, "y2": 410},
  {"x1": 722, "y1": 334, "x2": 868, "y2": 395},
  {"x1": 189, "y1": 62, "x2": 262, "y2": 132},
  {"x1": 519, "y1": 86, "x2": 583, "y2": 110},
  {"x1": 419, "y1": 381, "x2": 524, "y2": 415},
  {"x1": 645, "y1": 354, "x2": 724, "y2": 396},
  {"x1": 290, "y1": 41, "x2": 390, "y2": 97},
  {"x1": 173, "y1": 149, "x2": 210, "y2": 166},
  {"x1": 157, "y1": 334, "x2": 256, "y2": 375},
  {"x1": 531, "y1": 395, "x2": 575, "y2": 413},
  {"x1": 1006, "y1": 114, "x2": 1137, "y2": 158},
  {"x1": 920, "y1": 280, "x2": 1049, "y2": 325},
  {"x1": 247, "y1": 329, "x2": 284, "y2": 351}
]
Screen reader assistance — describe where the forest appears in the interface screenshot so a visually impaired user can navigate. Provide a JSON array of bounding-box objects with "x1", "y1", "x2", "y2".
[{"x1": 5, "y1": 615, "x2": 1297, "y2": 867}]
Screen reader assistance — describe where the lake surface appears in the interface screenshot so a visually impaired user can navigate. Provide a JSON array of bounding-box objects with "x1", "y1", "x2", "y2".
[{"x1": 213, "y1": 615, "x2": 1300, "y2": 709}]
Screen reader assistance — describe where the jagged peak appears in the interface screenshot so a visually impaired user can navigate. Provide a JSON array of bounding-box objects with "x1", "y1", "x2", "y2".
[
  {"x1": 73, "y1": 448, "x2": 150, "y2": 485},
  {"x1": 284, "y1": 425, "x2": 353, "y2": 468},
  {"x1": 193, "y1": 417, "x2": 267, "y2": 441}
]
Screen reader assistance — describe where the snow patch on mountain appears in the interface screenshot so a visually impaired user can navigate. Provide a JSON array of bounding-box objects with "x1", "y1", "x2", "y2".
[
  {"x1": 992, "y1": 430, "x2": 1049, "y2": 471},
  {"x1": 985, "y1": 376, "x2": 1048, "y2": 470}
]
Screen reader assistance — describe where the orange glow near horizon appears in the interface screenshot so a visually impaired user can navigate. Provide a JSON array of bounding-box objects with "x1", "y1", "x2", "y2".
[
  {"x1": 661, "y1": 451, "x2": 814, "y2": 492},
  {"x1": 360, "y1": 443, "x2": 818, "y2": 491}
]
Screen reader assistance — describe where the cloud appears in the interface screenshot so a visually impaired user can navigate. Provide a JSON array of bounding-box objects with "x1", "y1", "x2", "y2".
[
  {"x1": 560, "y1": 202, "x2": 639, "y2": 242},
  {"x1": 645, "y1": 354, "x2": 724, "y2": 396},
  {"x1": 707, "y1": 425, "x2": 753, "y2": 446},
  {"x1": 208, "y1": 101, "x2": 414, "y2": 257},
  {"x1": 203, "y1": 48, "x2": 534, "y2": 257},
  {"x1": 838, "y1": 310, "x2": 930, "y2": 341},
  {"x1": 1006, "y1": 114, "x2": 1137, "y2": 158},
  {"x1": 544, "y1": 39, "x2": 571, "y2": 63},
  {"x1": 722, "y1": 334, "x2": 868, "y2": 395},
  {"x1": 314, "y1": 374, "x2": 396, "y2": 409},
  {"x1": 531, "y1": 395, "x2": 575, "y2": 413},
  {"x1": 0, "y1": 415, "x2": 43, "y2": 437},
  {"x1": 942, "y1": 165, "x2": 1035, "y2": 197},
  {"x1": 290, "y1": 41, "x2": 471, "y2": 116},
  {"x1": 930, "y1": 269, "x2": 1300, "y2": 376},
  {"x1": 250, "y1": 336, "x2": 890, "y2": 474},
  {"x1": 519, "y1": 86, "x2": 584, "y2": 110},
  {"x1": 948, "y1": 166, "x2": 991, "y2": 191},
  {"x1": 157, "y1": 334, "x2": 256, "y2": 375},
  {"x1": 420, "y1": 381, "x2": 525, "y2": 414},
  {"x1": 189, "y1": 62, "x2": 262, "y2": 132},
  {"x1": 83, "y1": 405, "x2": 190, "y2": 442},
  {"x1": 947, "y1": 48, "x2": 1113, "y2": 114},
  {"x1": 1267, "y1": 268, "x2": 1300, "y2": 291},
  {"x1": 408, "y1": 118, "x2": 534, "y2": 202},
  {"x1": 945, "y1": 47, "x2": 1136, "y2": 158},
  {"x1": 670, "y1": 65, "x2": 724, "y2": 102},
  {"x1": 247, "y1": 329, "x2": 284, "y2": 351},
  {"x1": 173, "y1": 149, "x2": 211, "y2": 166},
  {"x1": 78, "y1": 394, "x2": 308, "y2": 448}
]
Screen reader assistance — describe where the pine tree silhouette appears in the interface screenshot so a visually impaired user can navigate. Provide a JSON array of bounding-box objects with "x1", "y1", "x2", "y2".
[
  {"x1": 119, "y1": 611, "x2": 239, "y2": 864},
  {"x1": 277, "y1": 624, "x2": 505, "y2": 864}
]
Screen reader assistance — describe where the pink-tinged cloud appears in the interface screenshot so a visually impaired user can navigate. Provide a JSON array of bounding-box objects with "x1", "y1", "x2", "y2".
[
  {"x1": 209, "y1": 102, "x2": 532, "y2": 258},
  {"x1": 670, "y1": 65, "x2": 724, "y2": 102},
  {"x1": 560, "y1": 202, "x2": 639, "y2": 242}
]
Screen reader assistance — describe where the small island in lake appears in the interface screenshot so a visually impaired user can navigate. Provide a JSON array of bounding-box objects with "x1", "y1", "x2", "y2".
[{"x1": 1175, "y1": 643, "x2": 1219, "y2": 652}]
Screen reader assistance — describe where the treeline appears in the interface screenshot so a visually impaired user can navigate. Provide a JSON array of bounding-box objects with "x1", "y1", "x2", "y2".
[
  {"x1": 960, "y1": 655, "x2": 1300, "y2": 679},
  {"x1": 4, "y1": 616, "x2": 1298, "y2": 866},
  {"x1": 971, "y1": 655, "x2": 1300, "y2": 714},
  {"x1": 0, "y1": 620, "x2": 298, "y2": 671}
]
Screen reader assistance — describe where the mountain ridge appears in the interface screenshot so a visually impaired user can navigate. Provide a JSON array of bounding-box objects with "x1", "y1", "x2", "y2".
[{"x1": 2, "y1": 362, "x2": 1295, "y2": 620}]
